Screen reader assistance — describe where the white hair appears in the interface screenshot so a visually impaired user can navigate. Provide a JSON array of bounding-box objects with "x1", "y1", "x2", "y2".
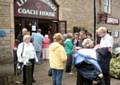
[
  {"x1": 23, "y1": 35, "x2": 31, "y2": 41},
  {"x1": 97, "y1": 27, "x2": 107, "y2": 33},
  {"x1": 22, "y1": 28, "x2": 27, "y2": 32},
  {"x1": 82, "y1": 38, "x2": 94, "y2": 48},
  {"x1": 45, "y1": 34, "x2": 48, "y2": 37}
]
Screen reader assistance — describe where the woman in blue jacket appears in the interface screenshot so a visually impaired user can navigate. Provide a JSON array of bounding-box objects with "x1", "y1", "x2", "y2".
[{"x1": 74, "y1": 39, "x2": 103, "y2": 85}]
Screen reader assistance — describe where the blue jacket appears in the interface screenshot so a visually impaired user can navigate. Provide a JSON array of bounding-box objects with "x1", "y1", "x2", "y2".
[
  {"x1": 32, "y1": 33, "x2": 43, "y2": 51},
  {"x1": 74, "y1": 50, "x2": 102, "y2": 80}
]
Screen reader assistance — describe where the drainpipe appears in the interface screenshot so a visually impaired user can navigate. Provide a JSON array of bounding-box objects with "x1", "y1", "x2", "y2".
[{"x1": 94, "y1": 0, "x2": 96, "y2": 45}]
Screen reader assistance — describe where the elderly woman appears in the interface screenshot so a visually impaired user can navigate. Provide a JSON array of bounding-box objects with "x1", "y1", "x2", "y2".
[
  {"x1": 17, "y1": 35, "x2": 38, "y2": 84},
  {"x1": 49, "y1": 33, "x2": 67, "y2": 85},
  {"x1": 74, "y1": 39, "x2": 103, "y2": 85}
]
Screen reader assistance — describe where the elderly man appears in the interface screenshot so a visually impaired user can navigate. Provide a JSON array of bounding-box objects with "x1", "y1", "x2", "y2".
[
  {"x1": 17, "y1": 28, "x2": 28, "y2": 43},
  {"x1": 95, "y1": 27, "x2": 113, "y2": 85}
]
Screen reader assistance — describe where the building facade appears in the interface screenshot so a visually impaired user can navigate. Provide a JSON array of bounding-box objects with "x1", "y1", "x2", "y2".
[{"x1": 0, "y1": 0, "x2": 120, "y2": 64}]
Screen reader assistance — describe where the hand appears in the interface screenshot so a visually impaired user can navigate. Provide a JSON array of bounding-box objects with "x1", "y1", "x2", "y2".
[
  {"x1": 35, "y1": 59, "x2": 38, "y2": 63},
  {"x1": 18, "y1": 62, "x2": 23, "y2": 68},
  {"x1": 94, "y1": 44, "x2": 101, "y2": 50},
  {"x1": 75, "y1": 47, "x2": 82, "y2": 50},
  {"x1": 98, "y1": 73, "x2": 103, "y2": 78},
  {"x1": 108, "y1": 47, "x2": 112, "y2": 53},
  {"x1": 19, "y1": 62, "x2": 23, "y2": 65}
]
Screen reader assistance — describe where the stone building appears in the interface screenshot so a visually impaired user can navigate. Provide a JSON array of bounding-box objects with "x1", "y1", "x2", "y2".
[{"x1": 0, "y1": 0, "x2": 120, "y2": 64}]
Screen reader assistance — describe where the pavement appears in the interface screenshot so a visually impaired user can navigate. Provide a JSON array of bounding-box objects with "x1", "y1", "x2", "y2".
[
  {"x1": 0, "y1": 61, "x2": 120, "y2": 85},
  {"x1": 33, "y1": 61, "x2": 120, "y2": 85}
]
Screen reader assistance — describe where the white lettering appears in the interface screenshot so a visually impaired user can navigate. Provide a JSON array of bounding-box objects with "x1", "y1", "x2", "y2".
[
  {"x1": 16, "y1": 0, "x2": 28, "y2": 7},
  {"x1": 18, "y1": 8, "x2": 39, "y2": 15},
  {"x1": 41, "y1": 0, "x2": 57, "y2": 11},
  {"x1": 39, "y1": 11, "x2": 55, "y2": 17},
  {"x1": 17, "y1": 8, "x2": 55, "y2": 17},
  {"x1": 18, "y1": 8, "x2": 22, "y2": 13}
]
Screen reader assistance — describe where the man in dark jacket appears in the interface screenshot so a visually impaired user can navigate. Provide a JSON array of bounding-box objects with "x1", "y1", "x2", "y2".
[{"x1": 17, "y1": 28, "x2": 28, "y2": 43}]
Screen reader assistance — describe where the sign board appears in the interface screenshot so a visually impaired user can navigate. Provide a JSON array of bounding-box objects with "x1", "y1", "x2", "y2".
[
  {"x1": 32, "y1": 25, "x2": 36, "y2": 31},
  {"x1": 106, "y1": 17, "x2": 119, "y2": 25},
  {"x1": 14, "y1": 0, "x2": 58, "y2": 20}
]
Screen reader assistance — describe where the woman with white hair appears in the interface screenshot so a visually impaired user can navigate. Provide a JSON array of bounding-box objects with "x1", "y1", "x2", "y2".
[
  {"x1": 17, "y1": 34, "x2": 38, "y2": 84},
  {"x1": 74, "y1": 39, "x2": 103, "y2": 85}
]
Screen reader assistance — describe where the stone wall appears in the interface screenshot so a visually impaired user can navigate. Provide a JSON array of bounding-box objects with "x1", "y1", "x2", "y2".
[
  {"x1": 56, "y1": 0, "x2": 94, "y2": 32},
  {"x1": 96, "y1": 0, "x2": 120, "y2": 46},
  {"x1": 56, "y1": 0, "x2": 120, "y2": 46},
  {"x1": 0, "y1": 0, "x2": 14, "y2": 64},
  {"x1": 1, "y1": 0, "x2": 120, "y2": 64}
]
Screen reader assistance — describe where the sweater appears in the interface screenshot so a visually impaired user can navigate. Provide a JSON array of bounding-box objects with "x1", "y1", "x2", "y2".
[
  {"x1": 17, "y1": 42, "x2": 38, "y2": 65},
  {"x1": 49, "y1": 42, "x2": 67, "y2": 70},
  {"x1": 64, "y1": 38, "x2": 73, "y2": 55}
]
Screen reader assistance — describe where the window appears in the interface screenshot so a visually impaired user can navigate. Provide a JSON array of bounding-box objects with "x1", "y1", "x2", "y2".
[
  {"x1": 102, "y1": 0, "x2": 111, "y2": 14},
  {"x1": 58, "y1": 21, "x2": 67, "y2": 33}
]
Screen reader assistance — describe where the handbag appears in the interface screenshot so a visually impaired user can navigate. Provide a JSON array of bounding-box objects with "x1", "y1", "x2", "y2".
[
  {"x1": 48, "y1": 68, "x2": 52, "y2": 77},
  {"x1": 16, "y1": 62, "x2": 23, "y2": 75}
]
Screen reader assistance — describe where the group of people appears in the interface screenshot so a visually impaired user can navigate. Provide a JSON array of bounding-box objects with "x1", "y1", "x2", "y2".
[
  {"x1": 49, "y1": 26, "x2": 113, "y2": 85},
  {"x1": 15, "y1": 26, "x2": 113, "y2": 85}
]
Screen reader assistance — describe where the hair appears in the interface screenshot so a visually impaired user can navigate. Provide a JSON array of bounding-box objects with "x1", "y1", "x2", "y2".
[
  {"x1": 82, "y1": 38, "x2": 94, "y2": 48},
  {"x1": 37, "y1": 29, "x2": 41, "y2": 32},
  {"x1": 66, "y1": 33, "x2": 73, "y2": 39},
  {"x1": 97, "y1": 27, "x2": 107, "y2": 33},
  {"x1": 87, "y1": 32, "x2": 92, "y2": 37},
  {"x1": 23, "y1": 34, "x2": 31, "y2": 41},
  {"x1": 74, "y1": 32, "x2": 79, "y2": 35},
  {"x1": 53, "y1": 33, "x2": 63, "y2": 42},
  {"x1": 22, "y1": 28, "x2": 28, "y2": 32}
]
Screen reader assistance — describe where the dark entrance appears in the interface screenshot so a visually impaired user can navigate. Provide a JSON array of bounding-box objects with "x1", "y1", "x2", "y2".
[
  {"x1": 14, "y1": 0, "x2": 60, "y2": 39},
  {"x1": 38, "y1": 20, "x2": 58, "y2": 36},
  {"x1": 14, "y1": 17, "x2": 58, "y2": 39}
]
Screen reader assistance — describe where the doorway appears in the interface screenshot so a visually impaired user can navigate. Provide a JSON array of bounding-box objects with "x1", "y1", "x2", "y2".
[{"x1": 14, "y1": 17, "x2": 58, "y2": 39}]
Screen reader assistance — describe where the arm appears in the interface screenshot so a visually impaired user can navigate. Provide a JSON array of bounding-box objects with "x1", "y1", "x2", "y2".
[
  {"x1": 59, "y1": 46, "x2": 67, "y2": 62},
  {"x1": 31, "y1": 43, "x2": 38, "y2": 62},
  {"x1": 17, "y1": 43, "x2": 23, "y2": 62}
]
